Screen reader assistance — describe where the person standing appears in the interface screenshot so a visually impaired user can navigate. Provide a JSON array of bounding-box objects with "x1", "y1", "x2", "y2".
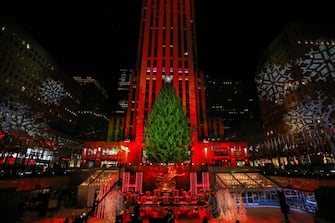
[
  {"x1": 202, "y1": 216, "x2": 208, "y2": 223},
  {"x1": 115, "y1": 213, "x2": 123, "y2": 223},
  {"x1": 166, "y1": 209, "x2": 175, "y2": 223}
]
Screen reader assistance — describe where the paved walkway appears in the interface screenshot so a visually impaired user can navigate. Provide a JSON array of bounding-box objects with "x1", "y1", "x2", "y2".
[{"x1": 23, "y1": 206, "x2": 314, "y2": 223}]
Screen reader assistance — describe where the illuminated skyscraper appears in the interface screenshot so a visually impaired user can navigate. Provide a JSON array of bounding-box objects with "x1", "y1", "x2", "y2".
[
  {"x1": 84, "y1": 0, "x2": 248, "y2": 166},
  {"x1": 124, "y1": 0, "x2": 208, "y2": 162}
]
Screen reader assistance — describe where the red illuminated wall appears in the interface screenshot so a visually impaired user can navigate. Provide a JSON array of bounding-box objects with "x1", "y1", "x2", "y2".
[
  {"x1": 83, "y1": 140, "x2": 249, "y2": 166},
  {"x1": 192, "y1": 141, "x2": 248, "y2": 165},
  {"x1": 208, "y1": 117, "x2": 225, "y2": 138}
]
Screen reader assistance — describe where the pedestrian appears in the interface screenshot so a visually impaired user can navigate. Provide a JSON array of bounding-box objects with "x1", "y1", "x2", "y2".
[
  {"x1": 202, "y1": 216, "x2": 208, "y2": 223},
  {"x1": 166, "y1": 209, "x2": 175, "y2": 223},
  {"x1": 116, "y1": 213, "x2": 123, "y2": 223}
]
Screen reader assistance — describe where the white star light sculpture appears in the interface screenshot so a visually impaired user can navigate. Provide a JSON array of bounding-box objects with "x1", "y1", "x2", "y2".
[
  {"x1": 164, "y1": 75, "x2": 173, "y2": 83},
  {"x1": 39, "y1": 78, "x2": 66, "y2": 106}
]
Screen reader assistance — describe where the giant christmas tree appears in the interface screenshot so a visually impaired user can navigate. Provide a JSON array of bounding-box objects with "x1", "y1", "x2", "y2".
[{"x1": 144, "y1": 83, "x2": 192, "y2": 163}]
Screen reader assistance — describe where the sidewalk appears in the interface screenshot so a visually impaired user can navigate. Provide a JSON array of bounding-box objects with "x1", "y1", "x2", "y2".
[{"x1": 24, "y1": 206, "x2": 314, "y2": 223}]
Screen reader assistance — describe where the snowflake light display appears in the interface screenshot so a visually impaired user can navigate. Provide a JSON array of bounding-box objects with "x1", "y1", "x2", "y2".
[
  {"x1": 300, "y1": 44, "x2": 335, "y2": 82},
  {"x1": 39, "y1": 78, "x2": 65, "y2": 106},
  {"x1": 303, "y1": 93, "x2": 335, "y2": 131},
  {"x1": 283, "y1": 105, "x2": 314, "y2": 134},
  {"x1": 0, "y1": 95, "x2": 50, "y2": 137},
  {"x1": 0, "y1": 98, "x2": 30, "y2": 133},
  {"x1": 284, "y1": 91, "x2": 335, "y2": 135},
  {"x1": 255, "y1": 62, "x2": 293, "y2": 105}
]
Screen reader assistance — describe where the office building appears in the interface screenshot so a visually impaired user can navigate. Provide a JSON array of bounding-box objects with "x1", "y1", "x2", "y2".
[
  {"x1": 254, "y1": 23, "x2": 335, "y2": 167},
  {"x1": 83, "y1": 0, "x2": 248, "y2": 166}
]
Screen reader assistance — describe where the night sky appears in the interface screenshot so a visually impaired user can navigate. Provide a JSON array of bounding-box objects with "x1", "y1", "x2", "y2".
[{"x1": 1, "y1": 0, "x2": 333, "y2": 96}]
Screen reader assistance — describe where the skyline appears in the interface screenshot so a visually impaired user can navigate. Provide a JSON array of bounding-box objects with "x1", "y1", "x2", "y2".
[{"x1": 2, "y1": 1, "x2": 333, "y2": 96}]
